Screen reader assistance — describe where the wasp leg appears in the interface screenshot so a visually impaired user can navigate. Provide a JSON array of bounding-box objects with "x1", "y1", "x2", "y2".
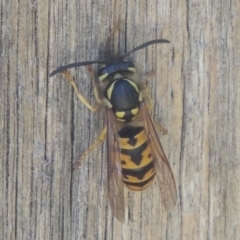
[
  {"x1": 61, "y1": 70, "x2": 100, "y2": 112},
  {"x1": 85, "y1": 65, "x2": 102, "y2": 104},
  {"x1": 73, "y1": 126, "x2": 107, "y2": 169},
  {"x1": 142, "y1": 70, "x2": 156, "y2": 84}
]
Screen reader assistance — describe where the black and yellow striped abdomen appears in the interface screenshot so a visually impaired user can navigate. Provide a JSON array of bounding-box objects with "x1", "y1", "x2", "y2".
[{"x1": 118, "y1": 126, "x2": 155, "y2": 191}]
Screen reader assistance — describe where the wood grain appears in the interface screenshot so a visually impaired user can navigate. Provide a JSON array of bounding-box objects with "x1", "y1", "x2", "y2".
[{"x1": 1, "y1": 0, "x2": 240, "y2": 239}]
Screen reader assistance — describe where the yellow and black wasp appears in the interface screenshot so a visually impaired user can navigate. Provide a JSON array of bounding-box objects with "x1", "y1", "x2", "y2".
[{"x1": 50, "y1": 39, "x2": 177, "y2": 222}]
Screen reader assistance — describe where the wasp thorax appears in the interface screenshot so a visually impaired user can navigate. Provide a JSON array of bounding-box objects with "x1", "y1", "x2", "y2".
[{"x1": 104, "y1": 76, "x2": 142, "y2": 122}]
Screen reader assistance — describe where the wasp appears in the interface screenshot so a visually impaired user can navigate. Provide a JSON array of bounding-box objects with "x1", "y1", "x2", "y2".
[{"x1": 50, "y1": 39, "x2": 177, "y2": 222}]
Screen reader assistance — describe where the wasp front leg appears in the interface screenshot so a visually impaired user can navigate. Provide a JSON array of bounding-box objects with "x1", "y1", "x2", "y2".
[
  {"x1": 85, "y1": 65, "x2": 102, "y2": 105},
  {"x1": 61, "y1": 70, "x2": 100, "y2": 112},
  {"x1": 73, "y1": 126, "x2": 107, "y2": 169},
  {"x1": 61, "y1": 69, "x2": 106, "y2": 169}
]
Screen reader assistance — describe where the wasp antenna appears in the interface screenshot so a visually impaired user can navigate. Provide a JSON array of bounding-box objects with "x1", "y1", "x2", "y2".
[
  {"x1": 50, "y1": 60, "x2": 104, "y2": 77},
  {"x1": 120, "y1": 39, "x2": 170, "y2": 59}
]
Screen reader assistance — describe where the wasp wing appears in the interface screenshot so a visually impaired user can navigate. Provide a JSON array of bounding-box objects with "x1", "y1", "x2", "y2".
[
  {"x1": 140, "y1": 102, "x2": 177, "y2": 211},
  {"x1": 106, "y1": 109, "x2": 125, "y2": 222}
]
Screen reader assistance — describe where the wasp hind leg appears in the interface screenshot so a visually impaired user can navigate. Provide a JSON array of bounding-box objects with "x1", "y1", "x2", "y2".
[
  {"x1": 85, "y1": 65, "x2": 102, "y2": 105},
  {"x1": 61, "y1": 70, "x2": 100, "y2": 112},
  {"x1": 73, "y1": 126, "x2": 107, "y2": 169}
]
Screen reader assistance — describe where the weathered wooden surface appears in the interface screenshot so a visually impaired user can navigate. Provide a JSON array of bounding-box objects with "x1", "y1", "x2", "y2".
[{"x1": 1, "y1": 0, "x2": 240, "y2": 239}]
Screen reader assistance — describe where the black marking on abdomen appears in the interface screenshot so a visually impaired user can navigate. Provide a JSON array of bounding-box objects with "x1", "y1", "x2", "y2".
[
  {"x1": 121, "y1": 141, "x2": 148, "y2": 166},
  {"x1": 123, "y1": 174, "x2": 155, "y2": 189},
  {"x1": 127, "y1": 133, "x2": 137, "y2": 146},
  {"x1": 118, "y1": 126, "x2": 143, "y2": 146},
  {"x1": 122, "y1": 161, "x2": 154, "y2": 180}
]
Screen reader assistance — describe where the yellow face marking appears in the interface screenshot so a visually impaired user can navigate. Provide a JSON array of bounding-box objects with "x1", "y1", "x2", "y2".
[
  {"x1": 115, "y1": 111, "x2": 125, "y2": 119},
  {"x1": 131, "y1": 107, "x2": 139, "y2": 116},
  {"x1": 98, "y1": 73, "x2": 108, "y2": 82},
  {"x1": 138, "y1": 92, "x2": 143, "y2": 101}
]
